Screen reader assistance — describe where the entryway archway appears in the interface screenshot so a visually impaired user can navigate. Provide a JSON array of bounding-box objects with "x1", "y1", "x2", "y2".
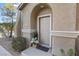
[{"x1": 31, "y1": 3, "x2": 52, "y2": 48}]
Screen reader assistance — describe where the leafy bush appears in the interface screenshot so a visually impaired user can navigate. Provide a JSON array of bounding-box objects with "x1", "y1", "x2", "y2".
[
  {"x1": 60, "y1": 48, "x2": 75, "y2": 56},
  {"x1": 60, "y1": 49, "x2": 65, "y2": 56},
  {"x1": 67, "y1": 49, "x2": 75, "y2": 56},
  {"x1": 12, "y1": 37, "x2": 28, "y2": 52}
]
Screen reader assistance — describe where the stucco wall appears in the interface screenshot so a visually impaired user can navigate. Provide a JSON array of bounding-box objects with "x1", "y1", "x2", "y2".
[
  {"x1": 20, "y1": 3, "x2": 76, "y2": 56},
  {"x1": 50, "y1": 3, "x2": 76, "y2": 56},
  {"x1": 21, "y1": 4, "x2": 36, "y2": 40},
  {"x1": 49, "y1": 3, "x2": 76, "y2": 31},
  {"x1": 52, "y1": 36, "x2": 75, "y2": 56}
]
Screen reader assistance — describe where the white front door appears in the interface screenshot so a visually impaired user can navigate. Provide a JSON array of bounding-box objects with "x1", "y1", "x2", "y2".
[{"x1": 37, "y1": 15, "x2": 51, "y2": 47}]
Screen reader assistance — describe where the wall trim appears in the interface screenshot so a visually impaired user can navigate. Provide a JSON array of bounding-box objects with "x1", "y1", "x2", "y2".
[
  {"x1": 51, "y1": 31, "x2": 79, "y2": 39},
  {"x1": 22, "y1": 28, "x2": 36, "y2": 33}
]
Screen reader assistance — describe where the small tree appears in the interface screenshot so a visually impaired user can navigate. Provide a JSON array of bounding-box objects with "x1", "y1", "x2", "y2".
[
  {"x1": 0, "y1": 23, "x2": 7, "y2": 38},
  {"x1": 0, "y1": 3, "x2": 16, "y2": 38}
]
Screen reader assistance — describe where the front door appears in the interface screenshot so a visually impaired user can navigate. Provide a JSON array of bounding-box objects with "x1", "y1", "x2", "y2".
[{"x1": 37, "y1": 15, "x2": 51, "y2": 47}]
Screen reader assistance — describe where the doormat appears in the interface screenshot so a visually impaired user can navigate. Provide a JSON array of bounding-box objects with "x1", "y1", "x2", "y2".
[{"x1": 36, "y1": 45, "x2": 49, "y2": 52}]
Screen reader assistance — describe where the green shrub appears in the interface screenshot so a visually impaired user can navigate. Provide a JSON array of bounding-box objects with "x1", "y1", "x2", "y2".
[
  {"x1": 60, "y1": 49, "x2": 65, "y2": 56},
  {"x1": 12, "y1": 37, "x2": 28, "y2": 52},
  {"x1": 67, "y1": 49, "x2": 75, "y2": 56},
  {"x1": 60, "y1": 48, "x2": 75, "y2": 56}
]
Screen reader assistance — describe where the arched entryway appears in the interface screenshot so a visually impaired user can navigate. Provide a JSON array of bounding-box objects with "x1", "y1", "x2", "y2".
[{"x1": 31, "y1": 3, "x2": 52, "y2": 48}]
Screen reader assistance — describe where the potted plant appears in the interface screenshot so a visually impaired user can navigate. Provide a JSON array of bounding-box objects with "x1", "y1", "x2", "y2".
[{"x1": 31, "y1": 32, "x2": 39, "y2": 47}]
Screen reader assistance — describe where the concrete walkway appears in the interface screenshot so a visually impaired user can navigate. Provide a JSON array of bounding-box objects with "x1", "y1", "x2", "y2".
[
  {"x1": 21, "y1": 47, "x2": 52, "y2": 56},
  {"x1": 0, "y1": 45, "x2": 12, "y2": 56},
  {"x1": 0, "y1": 38, "x2": 52, "y2": 56}
]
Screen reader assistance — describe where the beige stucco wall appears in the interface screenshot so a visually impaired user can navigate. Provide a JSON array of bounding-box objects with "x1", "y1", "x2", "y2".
[
  {"x1": 15, "y1": 11, "x2": 22, "y2": 37},
  {"x1": 52, "y1": 36, "x2": 75, "y2": 56},
  {"x1": 50, "y1": 3, "x2": 76, "y2": 56},
  {"x1": 19, "y1": 3, "x2": 77, "y2": 56},
  {"x1": 50, "y1": 3, "x2": 76, "y2": 31}
]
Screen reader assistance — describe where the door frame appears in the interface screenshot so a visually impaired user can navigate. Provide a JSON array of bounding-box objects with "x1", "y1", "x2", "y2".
[{"x1": 37, "y1": 14, "x2": 51, "y2": 48}]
